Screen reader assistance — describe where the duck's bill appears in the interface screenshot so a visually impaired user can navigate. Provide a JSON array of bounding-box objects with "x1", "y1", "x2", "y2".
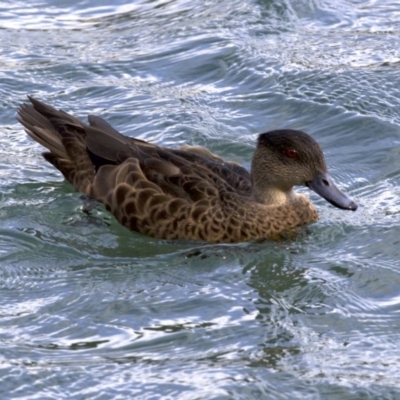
[{"x1": 306, "y1": 172, "x2": 358, "y2": 211}]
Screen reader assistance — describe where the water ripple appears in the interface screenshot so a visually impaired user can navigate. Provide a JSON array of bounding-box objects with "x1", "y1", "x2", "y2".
[{"x1": 1, "y1": 0, "x2": 400, "y2": 398}]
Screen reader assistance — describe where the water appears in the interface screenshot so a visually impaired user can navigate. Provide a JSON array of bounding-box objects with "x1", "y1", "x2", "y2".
[{"x1": 1, "y1": 0, "x2": 400, "y2": 398}]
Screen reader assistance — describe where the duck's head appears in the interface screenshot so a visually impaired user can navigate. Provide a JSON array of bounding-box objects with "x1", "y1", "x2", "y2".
[{"x1": 251, "y1": 129, "x2": 357, "y2": 211}]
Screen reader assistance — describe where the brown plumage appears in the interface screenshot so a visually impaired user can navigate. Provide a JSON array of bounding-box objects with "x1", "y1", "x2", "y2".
[{"x1": 17, "y1": 96, "x2": 357, "y2": 243}]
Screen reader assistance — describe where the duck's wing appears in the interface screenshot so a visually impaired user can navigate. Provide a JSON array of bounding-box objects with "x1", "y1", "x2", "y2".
[
  {"x1": 83, "y1": 123, "x2": 252, "y2": 200},
  {"x1": 85, "y1": 115, "x2": 252, "y2": 195},
  {"x1": 171, "y1": 145, "x2": 251, "y2": 196}
]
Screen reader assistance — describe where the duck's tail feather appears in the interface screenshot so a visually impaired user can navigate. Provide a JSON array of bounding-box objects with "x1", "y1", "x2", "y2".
[{"x1": 17, "y1": 96, "x2": 95, "y2": 194}]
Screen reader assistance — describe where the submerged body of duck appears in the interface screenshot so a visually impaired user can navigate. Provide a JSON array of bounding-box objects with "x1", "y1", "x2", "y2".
[{"x1": 17, "y1": 97, "x2": 357, "y2": 243}]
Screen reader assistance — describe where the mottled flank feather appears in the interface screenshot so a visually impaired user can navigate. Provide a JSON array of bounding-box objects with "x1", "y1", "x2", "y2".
[{"x1": 17, "y1": 96, "x2": 355, "y2": 243}]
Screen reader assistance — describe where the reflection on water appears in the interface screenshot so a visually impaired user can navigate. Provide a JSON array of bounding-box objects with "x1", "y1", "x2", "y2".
[{"x1": 1, "y1": 0, "x2": 400, "y2": 398}]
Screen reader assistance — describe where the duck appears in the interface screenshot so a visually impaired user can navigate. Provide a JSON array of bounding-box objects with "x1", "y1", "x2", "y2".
[{"x1": 17, "y1": 96, "x2": 357, "y2": 243}]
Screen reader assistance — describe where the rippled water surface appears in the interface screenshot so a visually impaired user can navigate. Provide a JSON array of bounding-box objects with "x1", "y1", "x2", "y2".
[{"x1": 1, "y1": 0, "x2": 400, "y2": 398}]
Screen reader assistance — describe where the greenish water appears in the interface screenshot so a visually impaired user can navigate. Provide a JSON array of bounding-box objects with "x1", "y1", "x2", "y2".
[{"x1": 1, "y1": 0, "x2": 400, "y2": 398}]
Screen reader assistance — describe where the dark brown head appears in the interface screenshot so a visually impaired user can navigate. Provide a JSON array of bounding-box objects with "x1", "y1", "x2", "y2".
[{"x1": 251, "y1": 129, "x2": 357, "y2": 210}]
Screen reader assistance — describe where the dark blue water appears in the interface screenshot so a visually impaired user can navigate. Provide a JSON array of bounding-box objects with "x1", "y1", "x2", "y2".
[{"x1": 1, "y1": 0, "x2": 400, "y2": 398}]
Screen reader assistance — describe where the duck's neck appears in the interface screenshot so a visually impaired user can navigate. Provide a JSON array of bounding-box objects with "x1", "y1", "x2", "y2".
[
  {"x1": 252, "y1": 185, "x2": 298, "y2": 206},
  {"x1": 250, "y1": 152, "x2": 299, "y2": 206}
]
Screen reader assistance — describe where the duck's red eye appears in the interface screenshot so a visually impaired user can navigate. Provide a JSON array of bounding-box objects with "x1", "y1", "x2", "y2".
[{"x1": 285, "y1": 149, "x2": 298, "y2": 159}]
